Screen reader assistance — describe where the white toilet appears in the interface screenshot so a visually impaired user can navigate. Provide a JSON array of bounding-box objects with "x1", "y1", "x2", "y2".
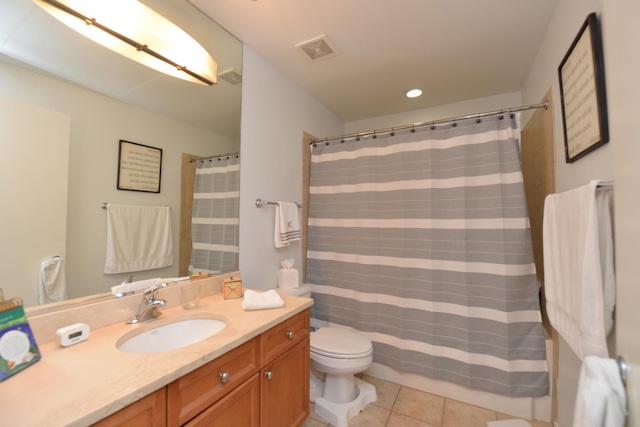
[{"x1": 277, "y1": 285, "x2": 377, "y2": 427}]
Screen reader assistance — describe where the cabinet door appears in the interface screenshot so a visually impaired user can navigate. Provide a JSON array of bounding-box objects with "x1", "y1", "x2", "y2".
[
  {"x1": 92, "y1": 387, "x2": 166, "y2": 427},
  {"x1": 167, "y1": 337, "x2": 260, "y2": 426},
  {"x1": 260, "y1": 338, "x2": 310, "y2": 427},
  {"x1": 185, "y1": 374, "x2": 260, "y2": 427}
]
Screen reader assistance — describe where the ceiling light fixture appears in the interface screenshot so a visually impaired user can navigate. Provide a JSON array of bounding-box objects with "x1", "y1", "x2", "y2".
[
  {"x1": 33, "y1": 0, "x2": 217, "y2": 85},
  {"x1": 405, "y1": 89, "x2": 423, "y2": 98}
]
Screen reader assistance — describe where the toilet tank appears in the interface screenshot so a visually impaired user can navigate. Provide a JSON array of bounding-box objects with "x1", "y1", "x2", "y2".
[{"x1": 276, "y1": 283, "x2": 312, "y2": 298}]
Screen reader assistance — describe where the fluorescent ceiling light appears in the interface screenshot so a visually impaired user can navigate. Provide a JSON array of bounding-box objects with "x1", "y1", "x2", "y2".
[
  {"x1": 405, "y1": 89, "x2": 423, "y2": 98},
  {"x1": 33, "y1": 0, "x2": 217, "y2": 85}
]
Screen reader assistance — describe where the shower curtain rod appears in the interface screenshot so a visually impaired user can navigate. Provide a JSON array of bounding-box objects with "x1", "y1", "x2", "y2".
[
  {"x1": 188, "y1": 151, "x2": 240, "y2": 163},
  {"x1": 308, "y1": 100, "x2": 548, "y2": 145}
]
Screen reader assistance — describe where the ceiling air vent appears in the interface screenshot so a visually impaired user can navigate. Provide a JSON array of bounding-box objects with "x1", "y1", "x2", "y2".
[
  {"x1": 296, "y1": 36, "x2": 338, "y2": 61},
  {"x1": 218, "y1": 68, "x2": 242, "y2": 85}
]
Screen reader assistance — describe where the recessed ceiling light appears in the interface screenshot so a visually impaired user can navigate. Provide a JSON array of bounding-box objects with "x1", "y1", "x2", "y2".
[{"x1": 405, "y1": 89, "x2": 423, "y2": 98}]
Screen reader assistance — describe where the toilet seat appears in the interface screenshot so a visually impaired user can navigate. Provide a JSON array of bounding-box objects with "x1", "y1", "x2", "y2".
[{"x1": 310, "y1": 327, "x2": 373, "y2": 359}]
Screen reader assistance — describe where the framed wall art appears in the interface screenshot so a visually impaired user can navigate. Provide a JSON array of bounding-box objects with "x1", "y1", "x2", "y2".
[
  {"x1": 117, "y1": 140, "x2": 162, "y2": 193},
  {"x1": 558, "y1": 12, "x2": 609, "y2": 163}
]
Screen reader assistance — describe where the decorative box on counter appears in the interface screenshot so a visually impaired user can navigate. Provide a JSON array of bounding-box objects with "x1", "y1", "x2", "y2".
[
  {"x1": 0, "y1": 298, "x2": 41, "y2": 382},
  {"x1": 223, "y1": 276, "x2": 243, "y2": 300}
]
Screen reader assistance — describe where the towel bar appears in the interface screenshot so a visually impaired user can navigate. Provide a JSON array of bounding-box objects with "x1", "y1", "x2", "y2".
[
  {"x1": 101, "y1": 203, "x2": 170, "y2": 210},
  {"x1": 255, "y1": 198, "x2": 303, "y2": 208}
]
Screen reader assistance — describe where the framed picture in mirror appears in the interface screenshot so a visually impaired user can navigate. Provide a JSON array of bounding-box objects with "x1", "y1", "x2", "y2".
[
  {"x1": 117, "y1": 140, "x2": 163, "y2": 193},
  {"x1": 558, "y1": 12, "x2": 609, "y2": 163}
]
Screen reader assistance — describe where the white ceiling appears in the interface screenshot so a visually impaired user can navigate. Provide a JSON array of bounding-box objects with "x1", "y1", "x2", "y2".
[
  {"x1": 191, "y1": 0, "x2": 559, "y2": 122},
  {"x1": 0, "y1": 0, "x2": 559, "y2": 132}
]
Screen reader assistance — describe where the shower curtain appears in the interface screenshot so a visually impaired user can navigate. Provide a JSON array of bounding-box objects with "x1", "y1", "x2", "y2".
[
  {"x1": 189, "y1": 155, "x2": 240, "y2": 274},
  {"x1": 306, "y1": 115, "x2": 549, "y2": 397}
]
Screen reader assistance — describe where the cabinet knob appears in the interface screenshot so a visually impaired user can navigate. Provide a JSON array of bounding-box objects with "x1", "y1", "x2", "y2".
[
  {"x1": 219, "y1": 372, "x2": 230, "y2": 383},
  {"x1": 286, "y1": 331, "x2": 294, "y2": 339},
  {"x1": 264, "y1": 371, "x2": 273, "y2": 380}
]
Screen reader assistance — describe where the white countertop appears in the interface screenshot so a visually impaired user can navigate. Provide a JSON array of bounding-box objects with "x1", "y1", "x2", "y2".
[{"x1": 1, "y1": 292, "x2": 312, "y2": 427}]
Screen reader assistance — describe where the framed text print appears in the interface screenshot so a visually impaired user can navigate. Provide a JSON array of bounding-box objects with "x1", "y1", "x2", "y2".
[
  {"x1": 558, "y1": 12, "x2": 609, "y2": 163},
  {"x1": 117, "y1": 140, "x2": 162, "y2": 193}
]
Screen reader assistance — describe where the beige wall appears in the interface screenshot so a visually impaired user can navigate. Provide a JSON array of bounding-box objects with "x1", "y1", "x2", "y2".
[
  {"x1": 604, "y1": 2, "x2": 640, "y2": 425},
  {"x1": 0, "y1": 96, "x2": 69, "y2": 306}
]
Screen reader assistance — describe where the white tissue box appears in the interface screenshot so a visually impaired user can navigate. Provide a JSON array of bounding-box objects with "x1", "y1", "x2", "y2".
[{"x1": 278, "y1": 268, "x2": 299, "y2": 289}]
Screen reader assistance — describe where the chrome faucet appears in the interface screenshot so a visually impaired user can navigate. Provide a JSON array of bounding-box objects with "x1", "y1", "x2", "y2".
[{"x1": 126, "y1": 282, "x2": 168, "y2": 324}]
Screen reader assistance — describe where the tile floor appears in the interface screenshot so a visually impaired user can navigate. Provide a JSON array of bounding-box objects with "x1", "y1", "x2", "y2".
[{"x1": 302, "y1": 375, "x2": 551, "y2": 427}]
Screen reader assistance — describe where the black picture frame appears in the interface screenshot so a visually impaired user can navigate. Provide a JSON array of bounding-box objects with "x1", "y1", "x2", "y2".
[
  {"x1": 117, "y1": 140, "x2": 162, "y2": 193},
  {"x1": 558, "y1": 12, "x2": 609, "y2": 163}
]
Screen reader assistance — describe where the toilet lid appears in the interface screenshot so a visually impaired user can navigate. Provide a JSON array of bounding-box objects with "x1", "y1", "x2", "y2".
[{"x1": 310, "y1": 327, "x2": 373, "y2": 358}]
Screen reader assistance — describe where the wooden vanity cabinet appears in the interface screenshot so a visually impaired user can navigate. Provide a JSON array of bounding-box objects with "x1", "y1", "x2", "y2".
[{"x1": 99, "y1": 309, "x2": 310, "y2": 427}]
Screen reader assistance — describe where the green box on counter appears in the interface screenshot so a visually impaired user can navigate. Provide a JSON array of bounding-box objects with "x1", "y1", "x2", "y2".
[{"x1": 0, "y1": 298, "x2": 41, "y2": 381}]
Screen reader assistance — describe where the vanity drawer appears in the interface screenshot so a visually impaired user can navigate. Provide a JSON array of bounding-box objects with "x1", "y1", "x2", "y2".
[
  {"x1": 167, "y1": 336, "x2": 260, "y2": 427},
  {"x1": 260, "y1": 309, "x2": 309, "y2": 365}
]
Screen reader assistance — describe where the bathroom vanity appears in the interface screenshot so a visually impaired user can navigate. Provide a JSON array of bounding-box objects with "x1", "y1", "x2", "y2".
[{"x1": 1, "y1": 286, "x2": 312, "y2": 427}]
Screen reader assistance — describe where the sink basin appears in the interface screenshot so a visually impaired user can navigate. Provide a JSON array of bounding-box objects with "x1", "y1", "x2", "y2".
[{"x1": 117, "y1": 316, "x2": 227, "y2": 354}]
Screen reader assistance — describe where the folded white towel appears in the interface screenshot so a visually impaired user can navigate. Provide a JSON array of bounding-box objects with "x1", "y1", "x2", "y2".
[
  {"x1": 39, "y1": 256, "x2": 66, "y2": 304},
  {"x1": 543, "y1": 180, "x2": 615, "y2": 360},
  {"x1": 274, "y1": 202, "x2": 301, "y2": 248},
  {"x1": 104, "y1": 204, "x2": 173, "y2": 274},
  {"x1": 573, "y1": 356, "x2": 627, "y2": 427},
  {"x1": 242, "y1": 289, "x2": 285, "y2": 311}
]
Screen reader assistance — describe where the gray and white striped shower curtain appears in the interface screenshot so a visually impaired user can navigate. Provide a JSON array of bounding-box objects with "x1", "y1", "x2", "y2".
[
  {"x1": 189, "y1": 155, "x2": 240, "y2": 274},
  {"x1": 306, "y1": 115, "x2": 549, "y2": 397}
]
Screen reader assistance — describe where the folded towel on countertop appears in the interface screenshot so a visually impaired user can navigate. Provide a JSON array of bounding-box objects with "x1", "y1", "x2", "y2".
[
  {"x1": 274, "y1": 202, "x2": 301, "y2": 248},
  {"x1": 242, "y1": 289, "x2": 285, "y2": 311}
]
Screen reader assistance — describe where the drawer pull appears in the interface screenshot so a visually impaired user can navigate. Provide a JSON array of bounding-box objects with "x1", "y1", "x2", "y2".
[
  {"x1": 264, "y1": 371, "x2": 273, "y2": 380},
  {"x1": 286, "y1": 331, "x2": 294, "y2": 340},
  {"x1": 219, "y1": 372, "x2": 230, "y2": 383}
]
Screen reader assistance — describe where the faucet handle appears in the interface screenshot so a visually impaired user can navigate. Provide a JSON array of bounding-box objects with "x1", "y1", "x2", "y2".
[{"x1": 143, "y1": 282, "x2": 168, "y2": 300}]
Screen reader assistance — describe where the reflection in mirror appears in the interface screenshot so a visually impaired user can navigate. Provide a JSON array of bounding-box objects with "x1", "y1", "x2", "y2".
[{"x1": 0, "y1": 0, "x2": 242, "y2": 310}]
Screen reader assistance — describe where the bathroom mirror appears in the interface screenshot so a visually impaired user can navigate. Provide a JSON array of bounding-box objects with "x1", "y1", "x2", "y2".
[{"x1": 0, "y1": 0, "x2": 242, "y2": 310}]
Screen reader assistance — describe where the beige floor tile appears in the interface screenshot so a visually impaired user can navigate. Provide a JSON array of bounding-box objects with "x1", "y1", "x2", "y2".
[
  {"x1": 392, "y1": 387, "x2": 446, "y2": 426},
  {"x1": 361, "y1": 374, "x2": 402, "y2": 410},
  {"x1": 349, "y1": 403, "x2": 390, "y2": 427},
  {"x1": 442, "y1": 399, "x2": 497, "y2": 427},
  {"x1": 387, "y1": 412, "x2": 438, "y2": 427},
  {"x1": 302, "y1": 417, "x2": 329, "y2": 427}
]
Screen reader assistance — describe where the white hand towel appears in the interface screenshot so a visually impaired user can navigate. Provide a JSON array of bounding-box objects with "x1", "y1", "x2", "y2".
[
  {"x1": 39, "y1": 256, "x2": 66, "y2": 304},
  {"x1": 104, "y1": 204, "x2": 173, "y2": 274},
  {"x1": 573, "y1": 356, "x2": 627, "y2": 427},
  {"x1": 543, "y1": 180, "x2": 615, "y2": 360},
  {"x1": 242, "y1": 289, "x2": 285, "y2": 311},
  {"x1": 274, "y1": 202, "x2": 301, "y2": 248}
]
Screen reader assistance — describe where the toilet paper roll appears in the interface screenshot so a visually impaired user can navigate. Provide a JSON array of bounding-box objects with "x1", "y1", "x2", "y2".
[{"x1": 278, "y1": 268, "x2": 299, "y2": 289}]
